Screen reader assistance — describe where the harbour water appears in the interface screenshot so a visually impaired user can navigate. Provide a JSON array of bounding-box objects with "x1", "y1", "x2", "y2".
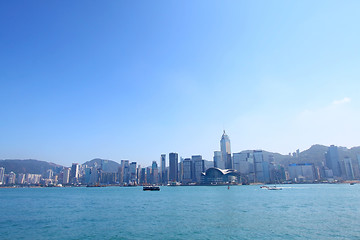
[{"x1": 1, "y1": 184, "x2": 359, "y2": 239}]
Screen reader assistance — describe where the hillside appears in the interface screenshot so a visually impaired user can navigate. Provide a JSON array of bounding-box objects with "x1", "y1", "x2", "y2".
[
  {"x1": 83, "y1": 158, "x2": 120, "y2": 173},
  {"x1": 0, "y1": 159, "x2": 64, "y2": 174}
]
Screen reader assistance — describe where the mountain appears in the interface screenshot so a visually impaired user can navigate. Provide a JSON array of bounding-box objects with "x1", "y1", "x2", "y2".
[
  {"x1": 0, "y1": 159, "x2": 64, "y2": 174},
  {"x1": 82, "y1": 158, "x2": 120, "y2": 173}
]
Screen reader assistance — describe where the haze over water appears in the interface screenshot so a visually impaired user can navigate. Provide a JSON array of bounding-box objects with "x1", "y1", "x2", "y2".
[{"x1": 1, "y1": 184, "x2": 359, "y2": 239}]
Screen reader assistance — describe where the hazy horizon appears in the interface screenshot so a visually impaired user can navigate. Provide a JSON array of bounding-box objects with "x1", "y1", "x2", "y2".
[{"x1": 1, "y1": 1, "x2": 360, "y2": 167}]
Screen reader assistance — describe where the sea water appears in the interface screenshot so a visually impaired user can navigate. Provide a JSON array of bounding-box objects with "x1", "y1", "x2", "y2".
[{"x1": 0, "y1": 184, "x2": 359, "y2": 239}]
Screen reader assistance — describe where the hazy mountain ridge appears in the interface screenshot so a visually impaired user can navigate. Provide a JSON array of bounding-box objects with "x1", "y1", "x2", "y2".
[
  {"x1": 1, "y1": 145, "x2": 360, "y2": 174},
  {"x1": 0, "y1": 159, "x2": 64, "y2": 174}
]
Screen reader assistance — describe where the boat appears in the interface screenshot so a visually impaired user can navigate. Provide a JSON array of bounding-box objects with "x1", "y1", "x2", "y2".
[
  {"x1": 350, "y1": 183, "x2": 356, "y2": 185},
  {"x1": 143, "y1": 186, "x2": 160, "y2": 191},
  {"x1": 267, "y1": 186, "x2": 282, "y2": 190},
  {"x1": 260, "y1": 186, "x2": 269, "y2": 189}
]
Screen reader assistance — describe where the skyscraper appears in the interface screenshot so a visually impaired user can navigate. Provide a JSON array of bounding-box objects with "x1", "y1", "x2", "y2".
[
  {"x1": 220, "y1": 131, "x2": 232, "y2": 169},
  {"x1": 121, "y1": 160, "x2": 130, "y2": 184},
  {"x1": 192, "y1": 155, "x2": 204, "y2": 183},
  {"x1": 0, "y1": 167, "x2": 4, "y2": 185},
  {"x1": 182, "y1": 158, "x2": 192, "y2": 183},
  {"x1": 213, "y1": 151, "x2": 223, "y2": 169},
  {"x1": 63, "y1": 168, "x2": 71, "y2": 184},
  {"x1": 343, "y1": 157, "x2": 354, "y2": 180},
  {"x1": 129, "y1": 162, "x2": 137, "y2": 184},
  {"x1": 70, "y1": 163, "x2": 80, "y2": 183},
  {"x1": 325, "y1": 145, "x2": 341, "y2": 177},
  {"x1": 254, "y1": 150, "x2": 264, "y2": 182},
  {"x1": 139, "y1": 168, "x2": 146, "y2": 184},
  {"x1": 169, "y1": 152, "x2": 178, "y2": 182},
  {"x1": 161, "y1": 154, "x2": 167, "y2": 184},
  {"x1": 152, "y1": 161, "x2": 159, "y2": 184}
]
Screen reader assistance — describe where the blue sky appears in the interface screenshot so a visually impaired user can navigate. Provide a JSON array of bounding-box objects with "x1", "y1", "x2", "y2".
[{"x1": 1, "y1": 1, "x2": 360, "y2": 167}]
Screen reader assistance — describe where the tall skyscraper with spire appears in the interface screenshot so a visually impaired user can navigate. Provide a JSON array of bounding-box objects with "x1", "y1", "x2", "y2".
[{"x1": 220, "y1": 130, "x2": 232, "y2": 169}]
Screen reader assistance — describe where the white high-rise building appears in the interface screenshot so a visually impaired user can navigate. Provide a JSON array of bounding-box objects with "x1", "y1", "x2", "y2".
[
  {"x1": 63, "y1": 168, "x2": 71, "y2": 184},
  {"x1": 0, "y1": 167, "x2": 4, "y2": 185}
]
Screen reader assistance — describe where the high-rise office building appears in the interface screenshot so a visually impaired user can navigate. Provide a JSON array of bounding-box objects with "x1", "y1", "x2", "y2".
[
  {"x1": 233, "y1": 152, "x2": 249, "y2": 173},
  {"x1": 325, "y1": 145, "x2": 341, "y2": 177},
  {"x1": 254, "y1": 150, "x2": 264, "y2": 182},
  {"x1": 0, "y1": 167, "x2": 4, "y2": 185},
  {"x1": 16, "y1": 173, "x2": 26, "y2": 185},
  {"x1": 137, "y1": 165, "x2": 141, "y2": 184},
  {"x1": 169, "y1": 152, "x2": 178, "y2": 182},
  {"x1": 220, "y1": 131, "x2": 232, "y2": 169},
  {"x1": 89, "y1": 167, "x2": 100, "y2": 184},
  {"x1": 70, "y1": 163, "x2": 80, "y2": 183},
  {"x1": 8, "y1": 172, "x2": 16, "y2": 184},
  {"x1": 146, "y1": 167, "x2": 152, "y2": 184},
  {"x1": 288, "y1": 163, "x2": 315, "y2": 183},
  {"x1": 343, "y1": 157, "x2": 354, "y2": 180},
  {"x1": 84, "y1": 167, "x2": 91, "y2": 184},
  {"x1": 63, "y1": 168, "x2": 71, "y2": 184},
  {"x1": 192, "y1": 155, "x2": 204, "y2": 183},
  {"x1": 182, "y1": 158, "x2": 192, "y2": 183},
  {"x1": 129, "y1": 162, "x2": 137, "y2": 184},
  {"x1": 46, "y1": 169, "x2": 53, "y2": 179},
  {"x1": 152, "y1": 161, "x2": 159, "y2": 184},
  {"x1": 161, "y1": 154, "x2": 167, "y2": 184},
  {"x1": 213, "y1": 151, "x2": 223, "y2": 169},
  {"x1": 140, "y1": 168, "x2": 146, "y2": 184},
  {"x1": 121, "y1": 160, "x2": 130, "y2": 184}
]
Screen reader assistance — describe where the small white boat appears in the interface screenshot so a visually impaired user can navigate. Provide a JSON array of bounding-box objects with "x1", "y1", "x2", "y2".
[{"x1": 267, "y1": 186, "x2": 282, "y2": 190}]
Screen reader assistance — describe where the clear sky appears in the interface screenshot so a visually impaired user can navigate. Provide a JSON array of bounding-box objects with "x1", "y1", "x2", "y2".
[{"x1": 1, "y1": 1, "x2": 360, "y2": 167}]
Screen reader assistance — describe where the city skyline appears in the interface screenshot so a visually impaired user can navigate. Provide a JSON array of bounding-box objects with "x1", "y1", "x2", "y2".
[{"x1": 1, "y1": 1, "x2": 360, "y2": 167}]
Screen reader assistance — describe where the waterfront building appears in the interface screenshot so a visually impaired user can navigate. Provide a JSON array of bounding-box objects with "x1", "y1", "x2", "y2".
[
  {"x1": 182, "y1": 158, "x2": 192, "y2": 184},
  {"x1": 253, "y1": 150, "x2": 264, "y2": 182},
  {"x1": 8, "y1": 172, "x2": 16, "y2": 184},
  {"x1": 178, "y1": 159, "x2": 183, "y2": 182},
  {"x1": 63, "y1": 168, "x2": 71, "y2": 184},
  {"x1": 169, "y1": 152, "x2": 178, "y2": 182},
  {"x1": 161, "y1": 154, "x2": 167, "y2": 184},
  {"x1": 26, "y1": 173, "x2": 41, "y2": 184},
  {"x1": 201, "y1": 168, "x2": 241, "y2": 185},
  {"x1": 140, "y1": 168, "x2": 146, "y2": 184},
  {"x1": 152, "y1": 161, "x2": 159, "y2": 184},
  {"x1": 343, "y1": 157, "x2": 354, "y2": 180},
  {"x1": 101, "y1": 160, "x2": 112, "y2": 172},
  {"x1": 121, "y1": 160, "x2": 130, "y2": 184},
  {"x1": 100, "y1": 172, "x2": 117, "y2": 184},
  {"x1": 137, "y1": 165, "x2": 141, "y2": 184},
  {"x1": 146, "y1": 167, "x2": 152, "y2": 184},
  {"x1": 16, "y1": 173, "x2": 26, "y2": 185},
  {"x1": 262, "y1": 161, "x2": 270, "y2": 183},
  {"x1": 233, "y1": 152, "x2": 250, "y2": 174},
  {"x1": 288, "y1": 163, "x2": 315, "y2": 183},
  {"x1": 0, "y1": 167, "x2": 4, "y2": 185},
  {"x1": 90, "y1": 167, "x2": 100, "y2": 184},
  {"x1": 192, "y1": 155, "x2": 204, "y2": 183},
  {"x1": 117, "y1": 166, "x2": 123, "y2": 184},
  {"x1": 220, "y1": 131, "x2": 232, "y2": 169},
  {"x1": 84, "y1": 167, "x2": 91, "y2": 184},
  {"x1": 46, "y1": 169, "x2": 54, "y2": 180},
  {"x1": 70, "y1": 163, "x2": 80, "y2": 184},
  {"x1": 129, "y1": 162, "x2": 137, "y2": 184},
  {"x1": 213, "y1": 151, "x2": 223, "y2": 169},
  {"x1": 325, "y1": 145, "x2": 341, "y2": 177}
]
